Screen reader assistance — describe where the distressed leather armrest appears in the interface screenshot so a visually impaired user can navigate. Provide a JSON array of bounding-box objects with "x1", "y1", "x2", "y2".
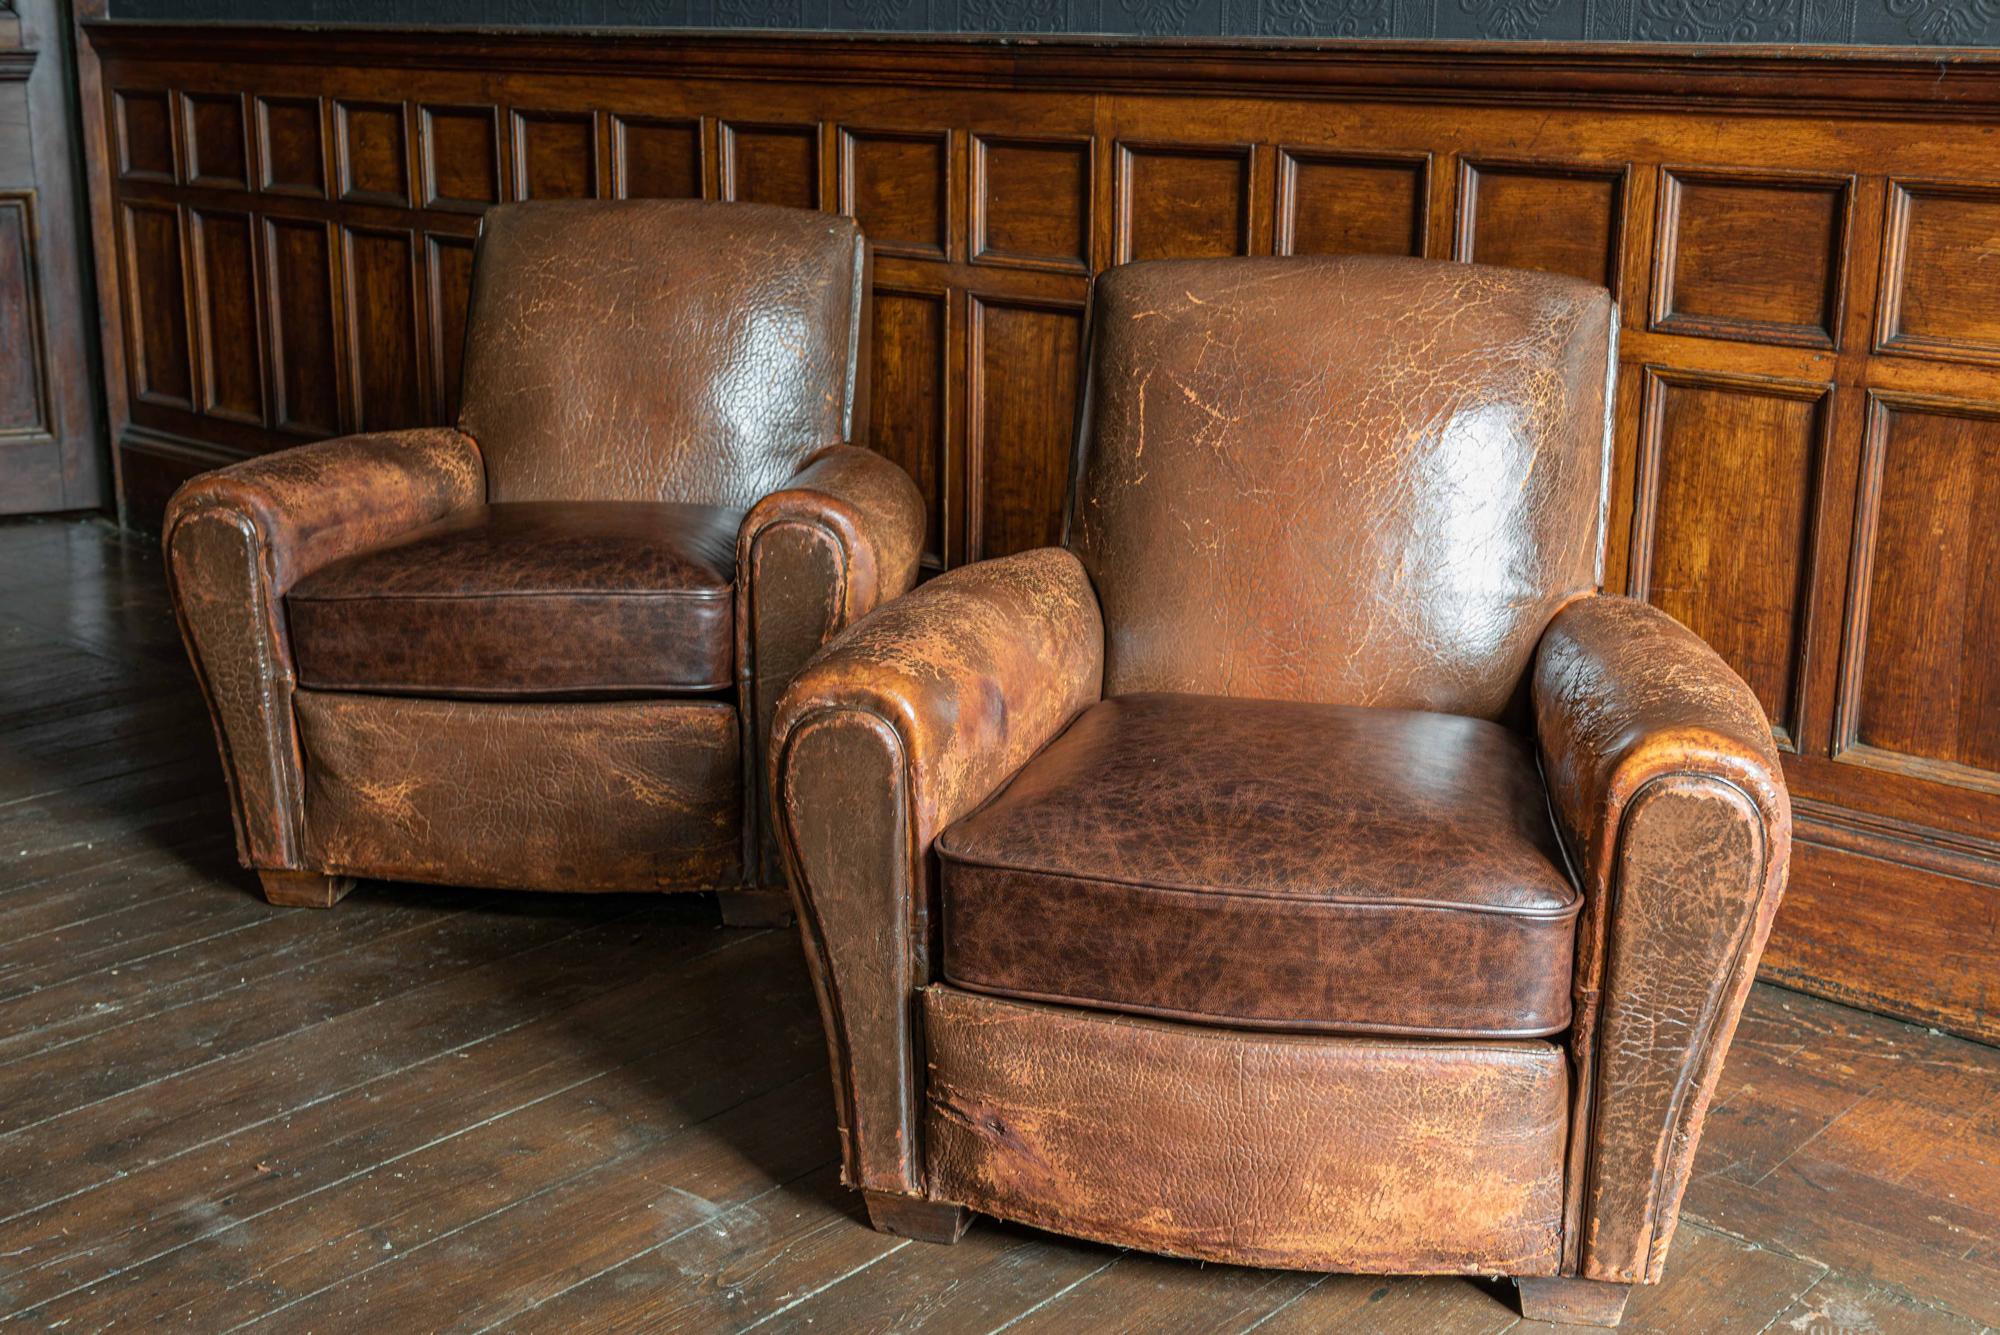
[
  {"x1": 1533, "y1": 594, "x2": 1791, "y2": 1285},
  {"x1": 771, "y1": 548, "x2": 1105, "y2": 1198},
  {"x1": 736, "y1": 444, "x2": 927, "y2": 881},
  {"x1": 163, "y1": 428, "x2": 485, "y2": 869}
]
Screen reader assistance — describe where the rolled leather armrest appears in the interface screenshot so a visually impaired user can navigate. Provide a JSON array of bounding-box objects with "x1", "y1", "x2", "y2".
[
  {"x1": 1533, "y1": 594, "x2": 1791, "y2": 1285},
  {"x1": 736, "y1": 445, "x2": 927, "y2": 881},
  {"x1": 771, "y1": 548, "x2": 1105, "y2": 1197},
  {"x1": 163, "y1": 428, "x2": 485, "y2": 869}
]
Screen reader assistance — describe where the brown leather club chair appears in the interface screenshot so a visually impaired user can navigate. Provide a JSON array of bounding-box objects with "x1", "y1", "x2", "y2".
[
  {"x1": 770, "y1": 256, "x2": 1790, "y2": 1326},
  {"x1": 164, "y1": 199, "x2": 923, "y2": 919}
]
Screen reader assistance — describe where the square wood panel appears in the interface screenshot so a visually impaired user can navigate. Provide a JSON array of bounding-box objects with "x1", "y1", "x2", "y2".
[
  {"x1": 1835, "y1": 392, "x2": 2000, "y2": 794},
  {"x1": 972, "y1": 134, "x2": 1091, "y2": 273},
  {"x1": 1629, "y1": 366, "x2": 1830, "y2": 751},
  {"x1": 181, "y1": 93, "x2": 249, "y2": 190},
  {"x1": 721, "y1": 122, "x2": 821, "y2": 210},
  {"x1": 1875, "y1": 180, "x2": 2000, "y2": 366},
  {"x1": 1116, "y1": 142, "x2": 1252, "y2": 263},
  {"x1": 256, "y1": 96, "x2": 325, "y2": 197},
  {"x1": 335, "y1": 101, "x2": 410, "y2": 207},
  {"x1": 613, "y1": 115, "x2": 703, "y2": 200},
  {"x1": 340, "y1": 226, "x2": 423, "y2": 431},
  {"x1": 115, "y1": 90, "x2": 176, "y2": 182},
  {"x1": 839, "y1": 128, "x2": 948, "y2": 260},
  {"x1": 1277, "y1": 148, "x2": 1428, "y2": 258},
  {"x1": 512, "y1": 110, "x2": 598, "y2": 201},
  {"x1": 421, "y1": 105, "x2": 501, "y2": 212},
  {"x1": 1652, "y1": 167, "x2": 1852, "y2": 348},
  {"x1": 1455, "y1": 158, "x2": 1626, "y2": 295}
]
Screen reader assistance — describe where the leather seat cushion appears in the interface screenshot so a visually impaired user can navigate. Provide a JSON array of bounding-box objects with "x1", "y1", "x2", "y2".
[
  {"x1": 936, "y1": 693, "x2": 1581, "y2": 1039},
  {"x1": 287, "y1": 501, "x2": 741, "y2": 698}
]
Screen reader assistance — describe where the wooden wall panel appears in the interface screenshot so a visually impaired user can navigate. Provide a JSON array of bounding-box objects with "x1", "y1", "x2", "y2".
[
  {"x1": 427, "y1": 232, "x2": 475, "y2": 420},
  {"x1": 869, "y1": 286, "x2": 948, "y2": 568},
  {"x1": 969, "y1": 296, "x2": 1080, "y2": 560},
  {"x1": 1116, "y1": 142, "x2": 1252, "y2": 261},
  {"x1": 83, "y1": 25, "x2": 2000, "y2": 1042},
  {"x1": 263, "y1": 216, "x2": 340, "y2": 435},
  {"x1": 973, "y1": 135, "x2": 1091, "y2": 272},
  {"x1": 1456, "y1": 159, "x2": 1626, "y2": 293},
  {"x1": 120, "y1": 201, "x2": 191, "y2": 407},
  {"x1": 188, "y1": 208, "x2": 261, "y2": 424},
  {"x1": 1652, "y1": 167, "x2": 1851, "y2": 347},
  {"x1": 180, "y1": 92, "x2": 247, "y2": 190},
  {"x1": 721, "y1": 121, "x2": 820, "y2": 209},
  {"x1": 1875, "y1": 180, "x2": 2000, "y2": 365},
  {"x1": 1838, "y1": 395, "x2": 2000, "y2": 788},
  {"x1": 335, "y1": 100, "x2": 409, "y2": 206},
  {"x1": 114, "y1": 88, "x2": 174, "y2": 182},
  {"x1": 1276, "y1": 148, "x2": 1428, "y2": 258},
  {"x1": 339, "y1": 225, "x2": 422, "y2": 431},
  {"x1": 512, "y1": 109, "x2": 596, "y2": 200},
  {"x1": 256, "y1": 95, "x2": 323, "y2": 196},
  {"x1": 840, "y1": 127, "x2": 948, "y2": 260},
  {"x1": 1630, "y1": 368, "x2": 1829, "y2": 750},
  {"x1": 421, "y1": 105, "x2": 501, "y2": 212},
  {"x1": 613, "y1": 115, "x2": 702, "y2": 200}
]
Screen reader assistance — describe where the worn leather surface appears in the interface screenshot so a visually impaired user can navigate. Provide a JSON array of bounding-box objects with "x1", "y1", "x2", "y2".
[
  {"x1": 287, "y1": 500, "x2": 740, "y2": 698},
  {"x1": 295, "y1": 689, "x2": 741, "y2": 892},
  {"x1": 1068, "y1": 256, "x2": 1615, "y2": 719},
  {"x1": 1534, "y1": 594, "x2": 1791, "y2": 1283},
  {"x1": 166, "y1": 202, "x2": 900, "y2": 896},
  {"x1": 458, "y1": 200, "x2": 869, "y2": 509},
  {"x1": 736, "y1": 445, "x2": 926, "y2": 882},
  {"x1": 163, "y1": 428, "x2": 485, "y2": 866},
  {"x1": 923, "y1": 986, "x2": 1567, "y2": 1275},
  {"x1": 771, "y1": 549, "x2": 1104, "y2": 1195},
  {"x1": 938, "y1": 692, "x2": 1578, "y2": 1037}
]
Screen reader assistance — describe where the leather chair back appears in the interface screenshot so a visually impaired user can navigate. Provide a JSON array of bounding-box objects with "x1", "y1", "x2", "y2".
[
  {"x1": 1066, "y1": 256, "x2": 1616, "y2": 720},
  {"x1": 457, "y1": 200, "x2": 869, "y2": 508}
]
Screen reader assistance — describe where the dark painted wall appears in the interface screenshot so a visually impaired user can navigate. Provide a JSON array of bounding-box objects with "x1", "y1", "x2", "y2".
[{"x1": 105, "y1": 0, "x2": 2000, "y2": 45}]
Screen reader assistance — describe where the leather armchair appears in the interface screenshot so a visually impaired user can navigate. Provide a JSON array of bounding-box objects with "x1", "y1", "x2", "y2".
[
  {"x1": 771, "y1": 256, "x2": 1789, "y2": 1325},
  {"x1": 166, "y1": 200, "x2": 924, "y2": 916}
]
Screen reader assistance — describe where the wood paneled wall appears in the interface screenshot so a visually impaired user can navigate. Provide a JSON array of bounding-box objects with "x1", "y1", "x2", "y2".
[{"x1": 83, "y1": 24, "x2": 2000, "y2": 1044}]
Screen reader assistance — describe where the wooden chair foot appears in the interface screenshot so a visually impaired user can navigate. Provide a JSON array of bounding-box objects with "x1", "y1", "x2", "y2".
[
  {"x1": 258, "y1": 870, "x2": 357, "y2": 909},
  {"x1": 863, "y1": 1191, "x2": 971, "y2": 1245},
  {"x1": 717, "y1": 889, "x2": 795, "y2": 928},
  {"x1": 1517, "y1": 1276, "x2": 1633, "y2": 1327}
]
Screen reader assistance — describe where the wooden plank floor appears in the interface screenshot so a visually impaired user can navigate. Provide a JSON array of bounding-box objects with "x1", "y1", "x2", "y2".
[{"x1": 0, "y1": 512, "x2": 1994, "y2": 1334}]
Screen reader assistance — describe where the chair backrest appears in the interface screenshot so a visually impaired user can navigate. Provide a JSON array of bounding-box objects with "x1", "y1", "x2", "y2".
[
  {"x1": 457, "y1": 200, "x2": 868, "y2": 508},
  {"x1": 1066, "y1": 255, "x2": 1615, "y2": 720}
]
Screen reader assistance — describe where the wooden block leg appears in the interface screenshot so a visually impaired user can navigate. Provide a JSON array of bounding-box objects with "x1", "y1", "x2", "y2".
[
  {"x1": 863, "y1": 1190, "x2": 972, "y2": 1245},
  {"x1": 258, "y1": 870, "x2": 357, "y2": 909},
  {"x1": 717, "y1": 888, "x2": 796, "y2": 928},
  {"x1": 1517, "y1": 1276, "x2": 1634, "y2": 1328}
]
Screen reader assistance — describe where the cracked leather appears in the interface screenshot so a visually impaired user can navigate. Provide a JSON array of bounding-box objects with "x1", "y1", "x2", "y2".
[
  {"x1": 1070, "y1": 256, "x2": 1614, "y2": 719},
  {"x1": 458, "y1": 200, "x2": 869, "y2": 509},
  {"x1": 287, "y1": 500, "x2": 743, "y2": 697},
  {"x1": 164, "y1": 428, "x2": 485, "y2": 866},
  {"x1": 1534, "y1": 594, "x2": 1790, "y2": 1284},
  {"x1": 776, "y1": 255, "x2": 1788, "y2": 1285},
  {"x1": 167, "y1": 200, "x2": 919, "y2": 896},
  {"x1": 923, "y1": 986, "x2": 1567, "y2": 1275},
  {"x1": 937, "y1": 692, "x2": 1579, "y2": 1037},
  {"x1": 737, "y1": 444, "x2": 928, "y2": 882},
  {"x1": 772, "y1": 548, "x2": 1104, "y2": 1194}
]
